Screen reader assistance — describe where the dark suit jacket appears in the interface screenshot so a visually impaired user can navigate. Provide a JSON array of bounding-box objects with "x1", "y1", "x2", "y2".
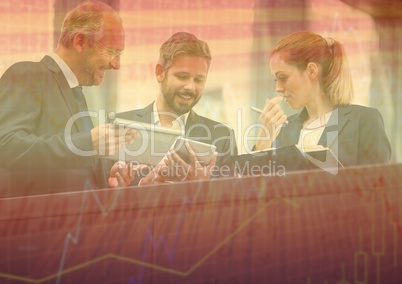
[
  {"x1": 273, "y1": 105, "x2": 391, "y2": 166},
  {"x1": 115, "y1": 102, "x2": 238, "y2": 180},
  {"x1": 0, "y1": 56, "x2": 106, "y2": 197}
]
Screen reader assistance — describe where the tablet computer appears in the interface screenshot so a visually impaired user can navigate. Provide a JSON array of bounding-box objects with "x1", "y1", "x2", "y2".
[
  {"x1": 107, "y1": 118, "x2": 182, "y2": 165},
  {"x1": 172, "y1": 137, "x2": 217, "y2": 165}
]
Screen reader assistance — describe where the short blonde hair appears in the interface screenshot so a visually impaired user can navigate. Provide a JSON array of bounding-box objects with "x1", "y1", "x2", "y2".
[
  {"x1": 58, "y1": 1, "x2": 122, "y2": 47},
  {"x1": 159, "y1": 32, "x2": 211, "y2": 71}
]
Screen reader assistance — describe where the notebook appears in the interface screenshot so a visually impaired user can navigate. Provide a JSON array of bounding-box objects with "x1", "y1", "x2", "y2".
[{"x1": 232, "y1": 145, "x2": 343, "y2": 176}]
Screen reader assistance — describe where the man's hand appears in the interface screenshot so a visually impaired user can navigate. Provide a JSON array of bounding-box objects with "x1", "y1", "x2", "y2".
[
  {"x1": 108, "y1": 161, "x2": 149, "y2": 188},
  {"x1": 138, "y1": 164, "x2": 169, "y2": 185},
  {"x1": 163, "y1": 143, "x2": 218, "y2": 182}
]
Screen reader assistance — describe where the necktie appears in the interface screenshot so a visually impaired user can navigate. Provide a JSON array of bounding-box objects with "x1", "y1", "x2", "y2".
[{"x1": 72, "y1": 86, "x2": 94, "y2": 131}]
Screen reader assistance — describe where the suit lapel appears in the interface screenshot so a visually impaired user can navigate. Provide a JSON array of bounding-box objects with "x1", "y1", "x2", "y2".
[
  {"x1": 319, "y1": 106, "x2": 351, "y2": 147},
  {"x1": 185, "y1": 110, "x2": 205, "y2": 139},
  {"x1": 134, "y1": 103, "x2": 154, "y2": 123},
  {"x1": 276, "y1": 108, "x2": 306, "y2": 147},
  {"x1": 284, "y1": 118, "x2": 303, "y2": 145},
  {"x1": 41, "y1": 56, "x2": 86, "y2": 132}
]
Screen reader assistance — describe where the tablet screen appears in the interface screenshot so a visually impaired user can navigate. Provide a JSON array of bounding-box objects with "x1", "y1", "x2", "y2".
[
  {"x1": 172, "y1": 137, "x2": 217, "y2": 165},
  {"x1": 107, "y1": 118, "x2": 182, "y2": 165}
]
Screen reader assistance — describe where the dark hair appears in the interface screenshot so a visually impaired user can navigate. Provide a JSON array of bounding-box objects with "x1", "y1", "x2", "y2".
[
  {"x1": 271, "y1": 31, "x2": 353, "y2": 105},
  {"x1": 159, "y1": 32, "x2": 211, "y2": 70}
]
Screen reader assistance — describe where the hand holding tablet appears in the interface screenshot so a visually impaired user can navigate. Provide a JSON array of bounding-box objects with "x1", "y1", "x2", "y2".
[
  {"x1": 171, "y1": 137, "x2": 217, "y2": 165},
  {"x1": 109, "y1": 118, "x2": 182, "y2": 165},
  {"x1": 163, "y1": 137, "x2": 218, "y2": 182}
]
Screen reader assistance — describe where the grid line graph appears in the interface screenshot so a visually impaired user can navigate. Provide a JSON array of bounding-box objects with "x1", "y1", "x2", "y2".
[{"x1": 0, "y1": 164, "x2": 401, "y2": 283}]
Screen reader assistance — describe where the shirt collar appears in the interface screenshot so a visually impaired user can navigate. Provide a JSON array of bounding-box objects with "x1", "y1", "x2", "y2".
[
  {"x1": 48, "y1": 52, "x2": 79, "y2": 88},
  {"x1": 152, "y1": 102, "x2": 189, "y2": 130}
]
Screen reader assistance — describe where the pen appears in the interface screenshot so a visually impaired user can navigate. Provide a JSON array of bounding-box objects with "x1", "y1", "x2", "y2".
[
  {"x1": 250, "y1": 106, "x2": 289, "y2": 125},
  {"x1": 128, "y1": 161, "x2": 133, "y2": 178},
  {"x1": 251, "y1": 106, "x2": 263, "y2": 113}
]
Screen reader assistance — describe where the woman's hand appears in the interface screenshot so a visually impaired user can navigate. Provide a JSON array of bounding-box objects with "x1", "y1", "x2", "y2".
[{"x1": 255, "y1": 96, "x2": 287, "y2": 151}]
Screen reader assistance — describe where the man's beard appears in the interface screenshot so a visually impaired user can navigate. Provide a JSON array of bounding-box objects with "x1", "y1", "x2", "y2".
[
  {"x1": 166, "y1": 91, "x2": 198, "y2": 115},
  {"x1": 162, "y1": 81, "x2": 200, "y2": 115}
]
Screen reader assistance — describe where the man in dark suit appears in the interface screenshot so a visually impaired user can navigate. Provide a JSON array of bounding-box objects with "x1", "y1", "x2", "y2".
[
  {"x1": 109, "y1": 32, "x2": 238, "y2": 187},
  {"x1": 0, "y1": 1, "x2": 136, "y2": 197}
]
